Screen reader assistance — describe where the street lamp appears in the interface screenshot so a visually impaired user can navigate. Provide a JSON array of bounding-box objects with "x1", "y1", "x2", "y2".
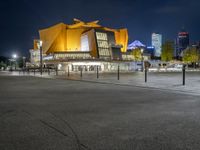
[
  {"x1": 12, "y1": 54, "x2": 18, "y2": 70},
  {"x1": 22, "y1": 57, "x2": 26, "y2": 69},
  {"x1": 198, "y1": 47, "x2": 200, "y2": 68},
  {"x1": 37, "y1": 40, "x2": 43, "y2": 75},
  {"x1": 12, "y1": 54, "x2": 17, "y2": 59},
  {"x1": 141, "y1": 48, "x2": 144, "y2": 72}
]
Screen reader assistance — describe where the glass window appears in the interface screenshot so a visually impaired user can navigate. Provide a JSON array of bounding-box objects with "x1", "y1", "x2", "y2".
[
  {"x1": 96, "y1": 32, "x2": 111, "y2": 58},
  {"x1": 81, "y1": 34, "x2": 89, "y2": 51},
  {"x1": 96, "y1": 32, "x2": 108, "y2": 40}
]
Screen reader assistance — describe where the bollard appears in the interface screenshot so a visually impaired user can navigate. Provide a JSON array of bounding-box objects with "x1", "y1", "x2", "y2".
[
  {"x1": 48, "y1": 68, "x2": 50, "y2": 75},
  {"x1": 182, "y1": 64, "x2": 186, "y2": 85},
  {"x1": 97, "y1": 66, "x2": 99, "y2": 79},
  {"x1": 67, "y1": 66, "x2": 69, "y2": 77},
  {"x1": 80, "y1": 67, "x2": 83, "y2": 78},
  {"x1": 40, "y1": 68, "x2": 42, "y2": 76},
  {"x1": 117, "y1": 65, "x2": 120, "y2": 80},
  {"x1": 34, "y1": 68, "x2": 35, "y2": 76},
  {"x1": 56, "y1": 67, "x2": 58, "y2": 76},
  {"x1": 145, "y1": 67, "x2": 147, "y2": 83},
  {"x1": 65, "y1": 70, "x2": 67, "y2": 76}
]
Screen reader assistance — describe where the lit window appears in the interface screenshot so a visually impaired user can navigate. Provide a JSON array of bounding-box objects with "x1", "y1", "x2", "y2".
[{"x1": 96, "y1": 32, "x2": 108, "y2": 40}]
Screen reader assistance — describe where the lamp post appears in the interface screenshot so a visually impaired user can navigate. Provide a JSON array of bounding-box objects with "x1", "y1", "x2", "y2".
[
  {"x1": 12, "y1": 54, "x2": 17, "y2": 71},
  {"x1": 198, "y1": 47, "x2": 200, "y2": 68},
  {"x1": 141, "y1": 48, "x2": 144, "y2": 72},
  {"x1": 22, "y1": 57, "x2": 26, "y2": 69},
  {"x1": 9, "y1": 59, "x2": 12, "y2": 71},
  {"x1": 37, "y1": 40, "x2": 43, "y2": 75}
]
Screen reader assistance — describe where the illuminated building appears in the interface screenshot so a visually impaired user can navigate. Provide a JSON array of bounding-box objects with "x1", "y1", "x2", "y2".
[
  {"x1": 152, "y1": 33, "x2": 162, "y2": 57},
  {"x1": 176, "y1": 29, "x2": 189, "y2": 58},
  {"x1": 30, "y1": 19, "x2": 128, "y2": 61},
  {"x1": 146, "y1": 46, "x2": 155, "y2": 57},
  {"x1": 29, "y1": 19, "x2": 137, "y2": 71},
  {"x1": 127, "y1": 40, "x2": 145, "y2": 50}
]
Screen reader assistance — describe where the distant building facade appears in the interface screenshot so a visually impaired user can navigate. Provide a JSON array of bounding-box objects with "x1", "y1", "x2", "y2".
[
  {"x1": 176, "y1": 29, "x2": 189, "y2": 58},
  {"x1": 146, "y1": 46, "x2": 155, "y2": 57},
  {"x1": 152, "y1": 33, "x2": 162, "y2": 57}
]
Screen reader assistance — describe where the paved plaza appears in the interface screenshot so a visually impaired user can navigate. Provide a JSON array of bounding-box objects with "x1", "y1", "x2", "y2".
[
  {"x1": 1, "y1": 71, "x2": 200, "y2": 150},
  {"x1": 13, "y1": 70, "x2": 200, "y2": 95},
  {"x1": 65, "y1": 71, "x2": 200, "y2": 95}
]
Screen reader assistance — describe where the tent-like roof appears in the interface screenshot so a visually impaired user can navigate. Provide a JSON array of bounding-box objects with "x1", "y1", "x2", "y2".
[
  {"x1": 38, "y1": 18, "x2": 128, "y2": 53},
  {"x1": 127, "y1": 40, "x2": 146, "y2": 50}
]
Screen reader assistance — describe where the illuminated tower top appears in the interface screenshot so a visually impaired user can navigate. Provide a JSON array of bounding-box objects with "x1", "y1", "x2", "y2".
[
  {"x1": 152, "y1": 33, "x2": 162, "y2": 57},
  {"x1": 177, "y1": 28, "x2": 189, "y2": 57}
]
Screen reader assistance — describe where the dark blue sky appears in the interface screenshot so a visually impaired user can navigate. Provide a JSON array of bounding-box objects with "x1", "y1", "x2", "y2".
[{"x1": 0, "y1": 0, "x2": 200, "y2": 57}]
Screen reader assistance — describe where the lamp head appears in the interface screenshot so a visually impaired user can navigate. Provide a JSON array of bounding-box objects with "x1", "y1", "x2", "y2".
[
  {"x1": 12, "y1": 54, "x2": 17, "y2": 59},
  {"x1": 39, "y1": 40, "x2": 43, "y2": 47},
  {"x1": 37, "y1": 40, "x2": 43, "y2": 49}
]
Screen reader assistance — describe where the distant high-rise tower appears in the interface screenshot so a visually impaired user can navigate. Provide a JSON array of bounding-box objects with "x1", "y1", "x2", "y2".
[
  {"x1": 176, "y1": 28, "x2": 189, "y2": 57},
  {"x1": 152, "y1": 33, "x2": 162, "y2": 57}
]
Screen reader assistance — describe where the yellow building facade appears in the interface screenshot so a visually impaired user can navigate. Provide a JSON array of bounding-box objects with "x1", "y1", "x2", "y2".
[
  {"x1": 30, "y1": 18, "x2": 135, "y2": 71},
  {"x1": 38, "y1": 19, "x2": 128, "y2": 55}
]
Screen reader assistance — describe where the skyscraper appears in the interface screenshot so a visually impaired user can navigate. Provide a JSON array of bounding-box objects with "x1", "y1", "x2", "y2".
[
  {"x1": 152, "y1": 33, "x2": 162, "y2": 57},
  {"x1": 176, "y1": 29, "x2": 189, "y2": 58}
]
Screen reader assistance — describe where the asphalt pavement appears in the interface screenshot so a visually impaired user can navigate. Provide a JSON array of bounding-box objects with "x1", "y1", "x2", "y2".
[{"x1": 0, "y1": 72, "x2": 200, "y2": 150}]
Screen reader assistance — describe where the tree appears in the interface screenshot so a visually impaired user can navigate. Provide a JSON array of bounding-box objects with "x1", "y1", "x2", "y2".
[
  {"x1": 0, "y1": 61, "x2": 6, "y2": 70},
  {"x1": 17, "y1": 57, "x2": 24, "y2": 68},
  {"x1": 161, "y1": 41, "x2": 174, "y2": 62},
  {"x1": 131, "y1": 48, "x2": 142, "y2": 61},
  {"x1": 0, "y1": 56, "x2": 8, "y2": 70},
  {"x1": 182, "y1": 47, "x2": 199, "y2": 65}
]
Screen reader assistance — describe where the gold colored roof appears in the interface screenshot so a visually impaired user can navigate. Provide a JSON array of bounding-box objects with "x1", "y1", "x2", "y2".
[{"x1": 39, "y1": 19, "x2": 128, "y2": 54}]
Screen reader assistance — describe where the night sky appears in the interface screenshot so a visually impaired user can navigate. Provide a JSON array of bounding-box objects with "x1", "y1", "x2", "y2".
[{"x1": 0, "y1": 0, "x2": 200, "y2": 57}]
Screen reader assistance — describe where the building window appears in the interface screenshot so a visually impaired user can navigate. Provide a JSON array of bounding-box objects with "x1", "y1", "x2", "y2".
[
  {"x1": 96, "y1": 32, "x2": 110, "y2": 58},
  {"x1": 97, "y1": 41, "x2": 109, "y2": 48},
  {"x1": 81, "y1": 34, "x2": 89, "y2": 51},
  {"x1": 96, "y1": 32, "x2": 108, "y2": 40}
]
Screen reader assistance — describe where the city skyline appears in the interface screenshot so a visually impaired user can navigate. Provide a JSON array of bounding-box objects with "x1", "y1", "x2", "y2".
[{"x1": 0, "y1": 0, "x2": 200, "y2": 57}]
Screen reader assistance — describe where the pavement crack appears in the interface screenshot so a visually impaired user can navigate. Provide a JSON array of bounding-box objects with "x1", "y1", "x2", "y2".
[
  {"x1": 22, "y1": 110, "x2": 91, "y2": 150},
  {"x1": 39, "y1": 119, "x2": 69, "y2": 137},
  {"x1": 51, "y1": 113, "x2": 92, "y2": 150},
  {"x1": 22, "y1": 110, "x2": 69, "y2": 137},
  {"x1": 0, "y1": 110, "x2": 15, "y2": 118}
]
